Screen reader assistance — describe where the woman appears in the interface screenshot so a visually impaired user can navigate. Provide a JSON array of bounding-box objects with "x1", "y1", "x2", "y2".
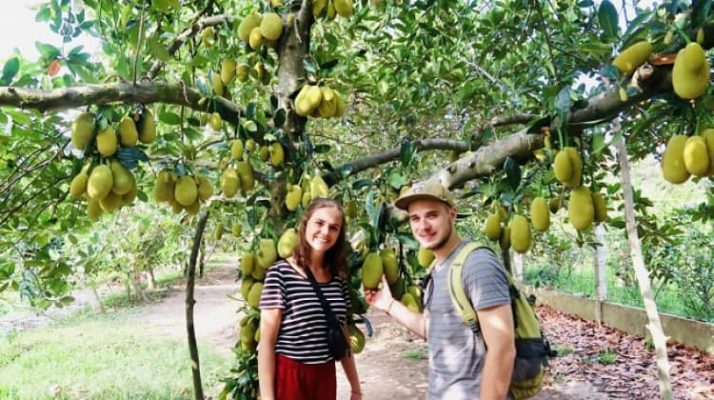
[{"x1": 258, "y1": 198, "x2": 362, "y2": 400}]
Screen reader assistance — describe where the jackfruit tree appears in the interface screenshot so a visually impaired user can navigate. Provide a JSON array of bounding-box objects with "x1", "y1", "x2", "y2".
[{"x1": 1, "y1": 1, "x2": 713, "y2": 399}]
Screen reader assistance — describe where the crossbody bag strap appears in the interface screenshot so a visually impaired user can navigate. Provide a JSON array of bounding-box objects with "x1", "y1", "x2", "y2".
[{"x1": 304, "y1": 269, "x2": 341, "y2": 327}]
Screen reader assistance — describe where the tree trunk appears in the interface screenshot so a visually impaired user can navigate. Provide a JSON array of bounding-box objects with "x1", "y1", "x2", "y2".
[
  {"x1": 614, "y1": 131, "x2": 673, "y2": 400},
  {"x1": 147, "y1": 266, "x2": 157, "y2": 290},
  {"x1": 186, "y1": 211, "x2": 209, "y2": 400},
  {"x1": 594, "y1": 224, "x2": 608, "y2": 324},
  {"x1": 512, "y1": 252, "x2": 524, "y2": 282},
  {"x1": 198, "y1": 238, "x2": 205, "y2": 279},
  {"x1": 132, "y1": 262, "x2": 146, "y2": 301}
]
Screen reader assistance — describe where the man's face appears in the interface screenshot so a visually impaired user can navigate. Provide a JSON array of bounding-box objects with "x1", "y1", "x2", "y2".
[{"x1": 406, "y1": 199, "x2": 456, "y2": 251}]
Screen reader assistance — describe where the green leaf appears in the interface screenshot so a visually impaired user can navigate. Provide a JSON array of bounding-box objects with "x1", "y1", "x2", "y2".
[
  {"x1": 314, "y1": 144, "x2": 331, "y2": 153},
  {"x1": 555, "y1": 86, "x2": 571, "y2": 114},
  {"x1": 273, "y1": 109, "x2": 286, "y2": 128},
  {"x1": 1, "y1": 58, "x2": 20, "y2": 85},
  {"x1": 158, "y1": 111, "x2": 181, "y2": 125},
  {"x1": 147, "y1": 38, "x2": 172, "y2": 63},
  {"x1": 598, "y1": 0, "x2": 619, "y2": 40},
  {"x1": 352, "y1": 179, "x2": 373, "y2": 191},
  {"x1": 35, "y1": 42, "x2": 61, "y2": 62},
  {"x1": 399, "y1": 140, "x2": 415, "y2": 166}
]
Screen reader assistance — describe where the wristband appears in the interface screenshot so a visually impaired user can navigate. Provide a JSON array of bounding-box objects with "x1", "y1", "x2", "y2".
[{"x1": 386, "y1": 299, "x2": 395, "y2": 315}]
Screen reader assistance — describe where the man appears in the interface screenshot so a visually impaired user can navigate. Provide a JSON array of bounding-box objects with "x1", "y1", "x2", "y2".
[{"x1": 364, "y1": 180, "x2": 515, "y2": 400}]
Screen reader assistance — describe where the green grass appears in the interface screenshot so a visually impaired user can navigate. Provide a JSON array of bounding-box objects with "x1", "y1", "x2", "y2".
[
  {"x1": 596, "y1": 349, "x2": 618, "y2": 365},
  {"x1": 402, "y1": 349, "x2": 427, "y2": 360},
  {"x1": 0, "y1": 309, "x2": 231, "y2": 400}
]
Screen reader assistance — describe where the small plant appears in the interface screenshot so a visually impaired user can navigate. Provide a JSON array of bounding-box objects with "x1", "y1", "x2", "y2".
[
  {"x1": 597, "y1": 349, "x2": 618, "y2": 365},
  {"x1": 553, "y1": 345, "x2": 574, "y2": 356},
  {"x1": 402, "y1": 349, "x2": 427, "y2": 360}
]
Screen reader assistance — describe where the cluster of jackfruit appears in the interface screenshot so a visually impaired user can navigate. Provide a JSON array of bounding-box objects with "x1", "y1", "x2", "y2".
[
  {"x1": 295, "y1": 85, "x2": 346, "y2": 118},
  {"x1": 290, "y1": 173, "x2": 330, "y2": 209},
  {"x1": 360, "y1": 248, "x2": 422, "y2": 312},
  {"x1": 312, "y1": 0, "x2": 354, "y2": 19},
  {"x1": 220, "y1": 155, "x2": 256, "y2": 199},
  {"x1": 238, "y1": 12, "x2": 283, "y2": 51},
  {"x1": 70, "y1": 160, "x2": 138, "y2": 220},
  {"x1": 152, "y1": 170, "x2": 214, "y2": 215},
  {"x1": 69, "y1": 110, "x2": 156, "y2": 220},
  {"x1": 661, "y1": 130, "x2": 714, "y2": 183},
  {"x1": 238, "y1": 314, "x2": 260, "y2": 351},
  {"x1": 212, "y1": 57, "x2": 270, "y2": 95}
]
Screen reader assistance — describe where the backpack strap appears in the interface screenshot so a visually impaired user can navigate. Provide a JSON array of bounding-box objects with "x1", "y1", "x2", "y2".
[{"x1": 446, "y1": 242, "x2": 484, "y2": 335}]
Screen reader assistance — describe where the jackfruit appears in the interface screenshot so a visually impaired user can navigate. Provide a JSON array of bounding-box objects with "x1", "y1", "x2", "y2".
[
  {"x1": 252, "y1": 265, "x2": 267, "y2": 280},
  {"x1": 334, "y1": 90, "x2": 346, "y2": 117},
  {"x1": 302, "y1": 190, "x2": 312, "y2": 208},
  {"x1": 247, "y1": 282, "x2": 263, "y2": 308},
  {"x1": 87, "y1": 164, "x2": 113, "y2": 200},
  {"x1": 318, "y1": 87, "x2": 337, "y2": 118},
  {"x1": 408, "y1": 286, "x2": 422, "y2": 304},
  {"x1": 110, "y1": 159, "x2": 134, "y2": 195},
  {"x1": 313, "y1": 0, "x2": 327, "y2": 16},
  {"x1": 285, "y1": 186, "x2": 302, "y2": 211},
  {"x1": 390, "y1": 277, "x2": 406, "y2": 300},
  {"x1": 249, "y1": 27, "x2": 264, "y2": 50},
  {"x1": 238, "y1": 12, "x2": 262, "y2": 43},
  {"x1": 96, "y1": 125, "x2": 117, "y2": 157},
  {"x1": 381, "y1": 248, "x2": 399, "y2": 285},
  {"x1": 327, "y1": 0, "x2": 336, "y2": 20},
  {"x1": 240, "y1": 253, "x2": 255, "y2": 276},
  {"x1": 138, "y1": 109, "x2": 156, "y2": 144},
  {"x1": 278, "y1": 228, "x2": 298, "y2": 258},
  {"x1": 349, "y1": 325, "x2": 365, "y2": 354},
  {"x1": 260, "y1": 13, "x2": 283, "y2": 41},
  {"x1": 484, "y1": 213, "x2": 502, "y2": 241},
  {"x1": 530, "y1": 197, "x2": 550, "y2": 232},
  {"x1": 661, "y1": 135, "x2": 690, "y2": 184},
  {"x1": 361, "y1": 252, "x2": 383, "y2": 289},
  {"x1": 417, "y1": 246, "x2": 434, "y2": 268},
  {"x1": 256, "y1": 239, "x2": 277, "y2": 269},
  {"x1": 70, "y1": 171, "x2": 89, "y2": 199},
  {"x1": 221, "y1": 168, "x2": 240, "y2": 198},
  {"x1": 310, "y1": 175, "x2": 329, "y2": 198},
  {"x1": 683, "y1": 135, "x2": 710, "y2": 176},
  {"x1": 270, "y1": 142, "x2": 284, "y2": 167},
  {"x1": 612, "y1": 41, "x2": 652, "y2": 75},
  {"x1": 553, "y1": 150, "x2": 573, "y2": 185},
  {"x1": 118, "y1": 116, "x2": 138, "y2": 147},
  {"x1": 196, "y1": 175, "x2": 213, "y2": 200},
  {"x1": 401, "y1": 293, "x2": 420, "y2": 313},
  {"x1": 702, "y1": 129, "x2": 714, "y2": 175},
  {"x1": 99, "y1": 191, "x2": 122, "y2": 212},
  {"x1": 672, "y1": 42, "x2": 710, "y2": 100},
  {"x1": 214, "y1": 222, "x2": 224, "y2": 241},
  {"x1": 71, "y1": 112, "x2": 95, "y2": 151},
  {"x1": 232, "y1": 222, "x2": 242, "y2": 237},
  {"x1": 564, "y1": 147, "x2": 582, "y2": 188},
  {"x1": 568, "y1": 187, "x2": 594, "y2": 231},
  {"x1": 220, "y1": 58, "x2": 236, "y2": 85},
  {"x1": 231, "y1": 139, "x2": 244, "y2": 160},
  {"x1": 334, "y1": 0, "x2": 353, "y2": 17},
  {"x1": 212, "y1": 73, "x2": 224, "y2": 97},
  {"x1": 184, "y1": 200, "x2": 200, "y2": 215},
  {"x1": 175, "y1": 176, "x2": 198, "y2": 206},
  {"x1": 153, "y1": 171, "x2": 175, "y2": 202},
  {"x1": 237, "y1": 161, "x2": 255, "y2": 192},
  {"x1": 121, "y1": 182, "x2": 137, "y2": 205},
  {"x1": 209, "y1": 112, "x2": 222, "y2": 131},
  {"x1": 87, "y1": 198, "x2": 103, "y2": 220},
  {"x1": 592, "y1": 192, "x2": 607, "y2": 223},
  {"x1": 200, "y1": 27, "x2": 214, "y2": 47},
  {"x1": 510, "y1": 215, "x2": 531, "y2": 254}
]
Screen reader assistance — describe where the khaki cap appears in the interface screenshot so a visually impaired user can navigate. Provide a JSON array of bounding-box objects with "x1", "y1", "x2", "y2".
[{"x1": 394, "y1": 180, "x2": 455, "y2": 210}]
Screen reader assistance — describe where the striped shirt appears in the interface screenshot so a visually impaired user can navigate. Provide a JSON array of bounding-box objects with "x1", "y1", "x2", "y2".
[{"x1": 259, "y1": 260, "x2": 350, "y2": 364}]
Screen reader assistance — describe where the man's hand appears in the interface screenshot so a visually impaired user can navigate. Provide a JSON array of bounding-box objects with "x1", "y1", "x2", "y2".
[{"x1": 363, "y1": 275, "x2": 394, "y2": 313}]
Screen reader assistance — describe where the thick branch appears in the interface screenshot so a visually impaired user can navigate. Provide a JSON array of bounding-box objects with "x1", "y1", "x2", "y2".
[{"x1": 0, "y1": 81, "x2": 242, "y2": 126}]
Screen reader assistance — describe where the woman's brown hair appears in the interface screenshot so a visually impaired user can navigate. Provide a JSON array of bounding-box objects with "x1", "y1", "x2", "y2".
[{"x1": 292, "y1": 197, "x2": 348, "y2": 279}]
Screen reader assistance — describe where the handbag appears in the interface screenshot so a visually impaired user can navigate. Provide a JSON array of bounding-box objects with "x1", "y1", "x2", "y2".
[{"x1": 305, "y1": 269, "x2": 350, "y2": 360}]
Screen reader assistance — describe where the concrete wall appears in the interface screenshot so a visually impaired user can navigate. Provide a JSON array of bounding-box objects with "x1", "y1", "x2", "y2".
[{"x1": 520, "y1": 286, "x2": 714, "y2": 355}]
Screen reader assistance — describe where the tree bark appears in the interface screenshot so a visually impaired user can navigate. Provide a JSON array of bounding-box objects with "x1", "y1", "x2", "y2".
[
  {"x1": 186, "y1": 211, "x2": 209, "y2": 400},
  {"x1": 614, "y1": 129, "x2": 673, "y2": 400},
  {"x1": 594, "y1": 224, "x2": 608, "y2": 324}
]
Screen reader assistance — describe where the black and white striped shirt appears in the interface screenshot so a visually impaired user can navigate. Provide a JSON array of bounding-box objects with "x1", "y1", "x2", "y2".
[{"x1": 259, "y1": 260, "x2": 350, "y2": 364}]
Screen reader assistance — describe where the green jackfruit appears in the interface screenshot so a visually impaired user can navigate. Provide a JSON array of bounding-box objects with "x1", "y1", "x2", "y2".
[
  {"x1": 568, "y1": 187, "x2": 594, "y2": 231},
  {"x1": 661, "y1": 135, "x2": 690, "y2": 184},
  {"x1": 484, "y1": 213, "x2": 502, "y2": 241},
  {"x1": 110, "y1": 159, "x2": 134, "y2": 196},
  {"x1": 238, "y1": 12, "x2": 262, "y2": 43},
  {"x1": 256, "y1": 239, "x2": 277, "y2": 269},
  {"x1": 260, "y1": 13, "x2": 283, "y2": 41},
  {"x1": 118, "y1": 116, "x2": 138, "y2": 147},
  {"x1": 221, "y1": 168, "x2": 241, "y2": 198},
  {"x1": 240, "y1": 253, "x2": 255, "y2": 276},
  {"x1": 277, "y1": 228, "x2": 298, "y2": 259},
  {"x1": 96, "y1": 125, "x2": 117, "y2": 157},
  {"x1": 673, "y1": 42, "x2": 710, "y2": 100},
  {"x1": 510, "y1": 215, "x2": 531, "y2": 254},
  {"x1": 138, "y1": 109, "x2": 156, "y2": 144},
  {"x1": 349, "y1": 325, "x2": 365, "y2": 354},
  {"x1": 175, "y1": 176, "x2": 198, "y2": 206},
  {"x1": 381, "y1": 248, "x2": 399, "y2": 285},
  {"x1": 71, "y1": 112, "x2": 95, "y2": 151},
  {"x1": 417, "y1": 246, "x2": 434, "y2": 268},
  {"x1": 247, "y1": 282, "x2": 263, "y2": 308},
  {"x1": 361, "y1": 252, "x2": 383, "y2": 289},
  {"x1": 683, "y1": 135, "x2": 710, "y2": 176},
  {"x1": 530, "y1": 197, "x2": 550, "y2": 232},
  {"x1": 87, "y1": 164, "x2": 113, "y2": 200},
  {"x1": 592, "y1": 192, "x2": 607, "y2": 223},
  {"x1": 612, "y1": 41, "x2": 652, "y2": 75}
]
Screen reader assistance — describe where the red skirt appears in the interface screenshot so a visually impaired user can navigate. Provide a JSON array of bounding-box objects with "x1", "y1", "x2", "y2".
[{"x1": 275, "y1": 354, "x2": 336, "y2": 400}]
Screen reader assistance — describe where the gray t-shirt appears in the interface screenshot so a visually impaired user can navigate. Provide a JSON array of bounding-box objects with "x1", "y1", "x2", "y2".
[{"x1": 424, "y1": 241, "x2": 511, "y2": 400}]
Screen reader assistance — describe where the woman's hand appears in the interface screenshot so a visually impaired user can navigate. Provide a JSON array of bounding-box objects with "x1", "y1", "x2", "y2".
[{"x1": 350, "y1": 390, "x2": 363, "y2": 400}]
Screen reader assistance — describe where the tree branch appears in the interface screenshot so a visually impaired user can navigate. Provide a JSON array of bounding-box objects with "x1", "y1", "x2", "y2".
[{"x1": 0, "y1": 81, "x2": 242, "y2": 125}]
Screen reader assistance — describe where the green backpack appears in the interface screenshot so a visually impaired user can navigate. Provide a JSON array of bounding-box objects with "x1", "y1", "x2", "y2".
[{"x1": 439, "y1": 242, "x2": 555, "y2": 400}]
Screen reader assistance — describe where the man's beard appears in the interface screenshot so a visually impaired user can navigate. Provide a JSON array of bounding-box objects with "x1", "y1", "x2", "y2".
[{"x1": 425, "y1": 224, "x2": 452, "y2": 251}]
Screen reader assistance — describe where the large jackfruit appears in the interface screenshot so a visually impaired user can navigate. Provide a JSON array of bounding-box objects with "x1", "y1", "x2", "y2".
[
  {"x1": 285, "y1": 186, "x2": 302, "y2": 211},
  {"x1": 240, "y1": 253, "x2": 255, "y2": 276},
  {"x1": 484, "y1": 213, "x2": 502, "y2": 241},
  {"x1": 361, "y1": 252, "x2": 383, "y2": 289},
  {"x1": 256, "y1": 239, "x2": 277, "y2": 269},
  {"x1": 241, "y1": 277, "x2": 254, "y2": 299},
  {"x1": 118, "y1": 116, "x2": 138, "y2": 147},
  {"x1": 568, "y1": 187, "x2": 595, "y2": 231},
  {"x1": 260, "y1": 13, "x2": 283, "y2": 41},
  {"x1": 349, "y1": 325, "x2": 366, "y2": 354},
  {"x1": 417, "y1": 246, "x2": 434, "y2": 268},
  {"x1": 153, "y1": 170, "x2": 175, "y2": 203},
  {"x1": 510, "y1": 215, "x2": 531, "y2": 254},
  {"x1": 96, "y1": 125, "x2": 117, "y2": 157},
  {"x1": 138, "y1": 109, "x2": 156, "y2": 144},
  {"x1": 530, "y1": 197, "x2": 550, "y2": 232},
  {"x1": 99, "y1": 191, "x2": 122, "y2": 212},
  {"x1": 220, "y1": 58, "x2": 236, "y2": 85},
  {"x1": 672, "y1": 42, "x2": 710, "y2": 100},
  {"x1": 702, "y1": 129, "x2": 714, "y2": 176},
  {"x1": 221, "y1": 168, "x2": 241, "y2": 198},
  {"x1": 270, "y1": 142, "x2": 285, "y2": 167},
  {"x1": 87, "y1": 198, "x2": 103, "y2": 220},
  {"x1": 683, "y1": 135, "x2": 710, "y2": 177},
  {"x1": 247, "y1": 282, "x2": 264, "y2": 308},
  {"x1": 310, "y1": 175, "x2": 329, "y2": 198},
  {"x1": 231, "y1": 139, "x2": 244, "y2": 160},
  {"x1": 612, "y1": 41, "x2": 652, "y2": 75},
  {"x1": 381, "y1": 248, "x2": 399, "y2": 285},
  {"x1": 110, "y1": 159, "x2": 134, "y2": 195},
  {"x1": 70, "y1": 171, "x2": 89, "y2": 199},
  {"x1": 237, "y1": 161, "x2": 255, "y2": 192},
  {"x1": 553, "y1": 150, "x2": 573, "y2": 185},
  {"x1": 71, "y1": 112, "x2": 95, "y2": 151},
  {"x1": 401, "y1": 293, "x2": 421, "y2": 313},
  {"x1": 661, "y1": 135, "x2": 690, "y2": 184},
  {"x1": 564, "y1": 147, "x2": 582, "y2": 188},
  {"x1": 334, "y1": 0, "x2": 353, "y2": 17},
  {"x1": 196, "y1": 175, "x2": 213, "y2": 200},
  {"x1": 174, "y1": 176, "x2": 198, "y2": 206},
  {"x1": 87, "y1": 164, "x2": 113, "y2": 200},
  {"x1": 249, "y1": 27, "x2": 264, "y2": 50},
  {"x1": 211, "y1": 73, "x2": 224, "y2": 97},
  {"x1": 278, "y1": 228, "x2": 298, "y2": 259},
  {"x1": 232, "y1": 222, "x2": 242, "y2": 237}
]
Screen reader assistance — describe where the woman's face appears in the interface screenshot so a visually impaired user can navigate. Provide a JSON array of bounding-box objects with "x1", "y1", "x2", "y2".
[{"x1": 305, "y1": 206, "x2": 343, "y2": 255}]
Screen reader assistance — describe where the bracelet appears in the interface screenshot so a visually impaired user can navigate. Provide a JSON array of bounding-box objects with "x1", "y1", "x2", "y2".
[
  {"x1": 386, "y1": 299, "x2": 395, "y2": 315},
  {"x1": 351, "y1": 390, "x2": 362, "y2": 395}
]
